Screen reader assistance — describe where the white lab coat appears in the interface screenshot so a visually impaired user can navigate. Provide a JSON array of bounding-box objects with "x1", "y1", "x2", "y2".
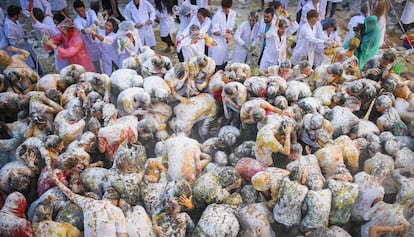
[
  {"x1": 208, "y1": 7, "x2": 236, "y2": 66},
  {"x1": 322, "y1": 30, "x2": 342, "y2": 45},
  {"x1": 32, "y1": 16, "x2": 68, "y2": 71},
  {"x1": 180, "y1": 37, "x2": 205, "y2": 62},
  {"x1": 74, "y1": 9, "x2": 102, "y2": 61},
  {"x1": 232, "y1": 20, "x2": 260, "y2": 64},
  {"x1": 156, "y1": 6, "x2": 176, "y2": 37},
  {"x1": 49, "y1": 0, "x2": 67, "y2": 11},
  {"x1": 0, "y1": 8, "x2": 4, "y2": 26},
  {"x1": 196, "y1": 0, "x2": 208, "y2": 9},
  {"x1": 181, "y1": 16, "x2": 212, "y2": 38},
  {"x1": 20, "y1": 0, "x2": 52, "y2": 18},
  {"x1": 176, "y1": 5, "x2": 197, "y2": 41},
  {"x1": 259, "y1": 20, "x2": 299, "y2": 71},
  {"x1": 3, "y1": 18, "x2": 36, "y2": 68},
  {"x1": 319, "y1": 0, "x2": 328, "y2": 20},
  {"x1": 124, "y1": 0, "x2": 156, "y2": 47},
  {"x1": 117, "y1": 29, "x2": 143, "y2": 66},
  {"x1": 291, "y1": 21, "x2": 325, "y2": 66},
  {"x1": 401, "y1": 0, "x2": 414, "y2": 25},
  {"x1": 0, "y1": 25, "x2": 8, "y2": 50},
  {"x1": 377, "y1": 15, "x2": 386, "y2": 46},
  {"x1": 300, "y1": 1, "x2": 319, "y2": 26},
  {"x1": 96, "y1": 29, "x2": 120, "y2": 75}
]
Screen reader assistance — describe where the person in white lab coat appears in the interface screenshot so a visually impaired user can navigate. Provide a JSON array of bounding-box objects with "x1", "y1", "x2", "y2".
[
  {"x1": 3, "y1": 5, "x2": 38, "y2": 70},
  {"x1": 20, "y1": 0, "x2": 52, "y2": 18},
  {"x1": 92, "y1": 18, "x2": 120, "y2": 75},
  {"x1": 124, "y1": 0, "x2": 157, "y2": 49},
  {"x1": 73, "y1": 0, "x2": 101, "y2": 73},
  {"x1": 401, "y1": 0, "x2": 414, "y2": 32},
  {"x1": 343, "y1": 5, "x2": 367, "y2": 44},
  {"x1": 208, "y1": 0, "x2": 236, "y2": 71},
  {"x1": 321, "y1": 17, "x2": 341, "y2": 45},
  {"x1": 0, "y1": 7, "x2": 8, "y2": 51},
  {"x1": 174, "y1": 1, "x2": 197, "y2": 62},
  {"x1": 30, "y1": 8, "x2": 68, "y2": 71},
  {"x1": 155, "y1": 0, "x2": 176, "y2": 53},
  {"x1": 179, "y1": 8, "x2": 211, "y2": 41},
  {"x1": 259, "y1": 15, "x2": 299, "y2": 71},
  {"x1": 178, "y1": 7, "x2": 211, "y2": 57},
  {"x1": 232, "y1": 11, "x2": 260, "y2": 64},
  {"x1": 180, "y1": 24, "x2": 206, "y2": 62},
  {"x1": 291, "y1": 9, "x2": 327, "y2": 67},
  {"x1": 117, "y1": 20, "x2": 143, "y2": 66}
]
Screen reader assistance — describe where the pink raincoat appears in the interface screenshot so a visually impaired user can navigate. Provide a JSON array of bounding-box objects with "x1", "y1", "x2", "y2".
[{"x1": 47, "y1": 28, "x2": 95, "y2": 72}]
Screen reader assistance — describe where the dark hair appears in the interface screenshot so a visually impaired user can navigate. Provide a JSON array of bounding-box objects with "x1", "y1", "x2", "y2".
[
  {"x1": 7, "y1": 5, "x2": 22, "y2": 18},
  {"x1": 222, "y1": 0, "x2": 233, "y2": 9},
  {"x1": 264, "y1": 7, "x2": 274, "y2": 15},
  {"x1": 32, "y1": 8, "x2": 45, "y2": 22},
  {"x1": 90, "y1": 0, "x2": 101, "y2": 14},
  {"x1": 249, "y1": 11, "x2": 258, "y2": 21},
  {"x1": 382, "y1": 50, "x2": 396, "y2": 63},
  {"x1": 53, "y1": 12, "x2": 66, "y2": 24},
  {"x1": 73, "y1": 0, "x2": 85, "y2": 9},
  {"x1": 45, "y1": 135, "x2": 63, "y2": 150},
  {"x1": 45, "y1": 89, "x2": 61, "y2": 103},
  {"x1": 107, "y1": 18, "x2": 119, "y2": 33},
  {"x1": 197, "y1": 8, "x2": 210, "y2": 18},
  {"x1": 272, "y1": 0, "x2": 282, "y2": 9},
  {"x1": 306, "y1": 9, "x2": 319, "y2": 20}
]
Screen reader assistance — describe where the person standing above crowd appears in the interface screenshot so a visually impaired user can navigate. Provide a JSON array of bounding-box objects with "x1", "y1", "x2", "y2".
[
  {"x1": 92, "y1": 18, "x2": 120, "y2": 75},
  {"x1": 321, "y1": 17, "x2": 341, "y2": 45},
  {"x1": 20, "y1": 0, "x2": 52, "y2": 18},
  {"x1": 124, "y1": 0, "x2": 157, "y2": 49},
  {"x1": 73, "y1": 0, "x2": 102, "y2": 73},
  {"x1": 30, "y1": 8, "x2": 68, "y2": 71},
  {"x1": 291, "y1": 9, "x2": 327, "y2": 68},
  {"x1": 116, "y1": 20, "x2": 143, "y2": 66},
  {"x1": 209, "y1": 0, "x2": 236, "y2": 71},
  {"x1": 175, "y1": 1, "x2": 197, "y2": 62},
  {"x1": 401, "y1": 0, "x2": 414, "y2": 33},
  {"x1": 155, "y1": 0, "x2": 176, "y2": 53},
  {"x1": 4, "y1": 5, "x2": 39, "y2": 71},
  {"x1": 259, "y1": 14, "x2": 299, "y2": 71},
  {"x1": 372, "y1": 0, "x2": 389, "y2": 48},
  {"x1": 344, "y1": 15, "x2": 380, "y2": 69},
  {"x1": 43, "y1": 17, "x2": 95, "y2": 72},
  {"x1": 343, "y1": 5, "x2": 367, "y2": 44},
  {"x1": 232, "y1": 11, "x2": 260, "y2": 64}
]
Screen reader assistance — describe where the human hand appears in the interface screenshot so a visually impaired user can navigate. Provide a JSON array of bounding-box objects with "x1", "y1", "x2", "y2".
[
  {"x1": 145, "y1": 19, "x2": 152, "y2": 25},
  {"x1": 282, "y1": 122, "x2": 293, "y2": 134},
  {"x1": 135, "y1": 23, "x2": 143, "y2": 29},
  {"x1": 178, "y1": 194, "x2": 193, "y2": 209}
]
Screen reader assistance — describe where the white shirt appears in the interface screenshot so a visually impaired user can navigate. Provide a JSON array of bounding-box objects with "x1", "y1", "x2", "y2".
[{"x1": 20, "y1": 0, "x2": 52, "y2": 18}]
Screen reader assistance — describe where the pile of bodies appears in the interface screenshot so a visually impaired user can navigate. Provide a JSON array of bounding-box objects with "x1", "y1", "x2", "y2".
[{"x1": 1, "y1": 42, "x2": 414, "y2": 237}]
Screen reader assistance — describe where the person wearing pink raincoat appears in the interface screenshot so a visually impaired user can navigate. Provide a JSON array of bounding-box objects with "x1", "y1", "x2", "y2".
[{"x1": 44, "y1": 17, "x2": 95, "y2": 72}]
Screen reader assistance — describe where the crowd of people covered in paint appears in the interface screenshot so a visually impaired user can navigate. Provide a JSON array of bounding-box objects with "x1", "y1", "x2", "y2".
[{"x1": 0, "y1": 0, "x2": 414, "y2": 236}]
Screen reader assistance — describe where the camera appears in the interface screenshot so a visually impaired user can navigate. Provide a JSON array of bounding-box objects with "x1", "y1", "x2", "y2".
[{"x1": 353, "y1": 23, "x2": 365, "y2": 33}]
